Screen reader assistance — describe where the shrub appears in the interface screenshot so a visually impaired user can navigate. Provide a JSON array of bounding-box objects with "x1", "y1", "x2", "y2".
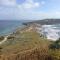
[
  {"x1": 0, "y1": 36, "x2": 4, "y2": 41},
  {"x1": 49, "y1": 38, "x2": 60, "y2": 49}
]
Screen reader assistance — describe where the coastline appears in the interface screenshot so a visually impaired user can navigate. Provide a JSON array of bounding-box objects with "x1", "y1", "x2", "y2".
[
  {"x1": 0, "y1": 21, "x2": 59, "y2": 45},
  {"x1": 0, "y1": 24, "x2": 27, "y2": 44},
  {"x1": 0, "y1": 23, "x2": 43, "y2": 45},
  {"x1": 0, "y1": 22, "x2": 60, "y2": 60}
]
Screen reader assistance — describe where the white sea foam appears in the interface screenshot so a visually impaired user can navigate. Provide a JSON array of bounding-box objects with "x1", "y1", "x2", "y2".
[{"x1": 40, "y1": 24, "x2": 60, "y2": 41}]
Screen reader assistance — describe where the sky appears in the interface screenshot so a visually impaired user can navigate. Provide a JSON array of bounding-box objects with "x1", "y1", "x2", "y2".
[{"x1": 0, "y1": 0, "x2": 60, "y2": 20}]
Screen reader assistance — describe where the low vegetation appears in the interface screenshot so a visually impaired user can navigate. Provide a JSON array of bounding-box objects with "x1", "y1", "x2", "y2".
[
  {"x1": 49, "y1": 38, "x2": 60, "y2": 60},
  {"x1": 0, "y1": 36, "x2": 4, "y2": 41},
  {"x1": 0, "y1": 26, "x2": 60, "y2": 60}
]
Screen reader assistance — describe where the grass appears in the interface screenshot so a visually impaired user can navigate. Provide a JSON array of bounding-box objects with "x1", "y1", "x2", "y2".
[
  {"x1": 49, "y1": 49, "x2": 60, "y2": 60},
  {"x1": 0, "y1": 29, "x2": 60, "y2": 60},
  {"x1": 1, "y1": 31, "x2": 49, "y2": 54}
]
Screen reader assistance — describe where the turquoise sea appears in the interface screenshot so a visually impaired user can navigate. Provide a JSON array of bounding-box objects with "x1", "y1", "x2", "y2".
[{"x1": 0, "y1": 20, "x2": 27, "y2": 36}]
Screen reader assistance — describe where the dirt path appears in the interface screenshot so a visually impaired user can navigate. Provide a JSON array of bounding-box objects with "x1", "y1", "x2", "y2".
[{"x1": 0, "y1": 35, "x2": 9, "y2": 44}]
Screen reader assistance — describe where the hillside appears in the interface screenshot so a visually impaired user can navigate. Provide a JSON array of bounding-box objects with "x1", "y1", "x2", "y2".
[
  {"x1": 0, "y1": 24, "x2": 60, "y2": 60},
  {"x1": 23, "y1": 19, "x2": 60, "y2": 25}
]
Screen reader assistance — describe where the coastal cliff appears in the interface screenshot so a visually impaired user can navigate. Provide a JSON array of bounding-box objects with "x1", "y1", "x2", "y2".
[{"x1": 0, "y1": 24, "x2": 60, "y2": 60}]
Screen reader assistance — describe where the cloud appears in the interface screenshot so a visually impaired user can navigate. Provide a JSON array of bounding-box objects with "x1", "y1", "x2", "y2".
[
  {"x1": 0, "y1": 0, "x2": 16, "y2": 6},
  {"x1": 18, "y1": 0, "x2": 40, "y2": 9},
  {"x1": 0, "y1": 0, "x2": 46, "y2": 20},
  {"x1": 55, "y1": 11, "x2": 60, "y2": 14},
  {"x1": 0, "y1": 0, "x2": 45, "y2": 9}
]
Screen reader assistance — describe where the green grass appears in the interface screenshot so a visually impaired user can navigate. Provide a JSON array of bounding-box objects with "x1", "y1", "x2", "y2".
[
  {"x1": 49, "y1": 49, "x2": 60, "y2": 60},
  {"x1": 49, "y1": 39, "x2": 60, "y2": 60}
]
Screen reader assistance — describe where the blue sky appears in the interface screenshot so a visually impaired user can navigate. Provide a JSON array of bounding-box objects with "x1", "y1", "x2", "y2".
[{"x1": 0, "y1": 0, "x2": 60, "y2": 20}]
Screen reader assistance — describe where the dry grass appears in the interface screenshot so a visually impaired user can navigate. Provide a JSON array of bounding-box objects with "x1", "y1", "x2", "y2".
[
  {"x1": 0, "y1": 30, "x2": 52, "y2": 60},
  {"x1": 0, "y1": 25, "x2": 59, "y2": 60}
]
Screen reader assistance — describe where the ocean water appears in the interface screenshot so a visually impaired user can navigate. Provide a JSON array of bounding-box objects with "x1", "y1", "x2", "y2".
[
  {"x1": 0, "y1": 20, "x2": 60, "y2": 41},
  {"x1": 0, "y1": 20, "x2": 26, "y2": 36},
  {"x1": 41, "y1": 24, "x2": 60, "y2": 41}
]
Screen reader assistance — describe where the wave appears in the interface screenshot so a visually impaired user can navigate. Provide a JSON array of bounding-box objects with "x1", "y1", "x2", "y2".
[{"x1": 41, "y1": 24, "x2": 60, "y2": 41}]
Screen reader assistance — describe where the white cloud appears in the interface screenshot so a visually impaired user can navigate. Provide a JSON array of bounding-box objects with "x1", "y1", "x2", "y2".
[
  {"x1": 0, "y1": 0, "x2": 46, "y2": 20},
  {"x1": 19, "y1": 0, "x2": 40, "y2": 9},
  {"x1": 0, "y1": 0, "x2": 16, "y2": 6},
  {"x1": 34, "y1": 2, "x2": 40, "y2": 7},
  {"x1": 21, "y1": 0, "x2": 45, "y2": 9},
  {"x1": 0, "y1": 0, "x2": 45, "y2": 9},
  {"x1": 55, "y1": 11, "x2": 60, "y2": 14},
  {"x1": 0, "y1": 0, "x2": 45, "y2": 10}
]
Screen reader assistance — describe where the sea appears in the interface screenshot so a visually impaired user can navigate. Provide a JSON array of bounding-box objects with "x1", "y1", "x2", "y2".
[
  {"x1": 41, "y1": 24, "x2": 60, "y2": 41},
  {"x1": 0, "y1": 20, "x2": 29, "y2": 36},
  {"x1": 0, "y1": 20, "x2": 60, "y2": 41}
]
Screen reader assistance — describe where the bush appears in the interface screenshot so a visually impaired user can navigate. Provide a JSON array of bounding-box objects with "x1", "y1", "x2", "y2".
[
  {"x1": 49, "y1": 38, "x2": 60, "y2": 49},
  {"x1": 0, "y1": 36, "x2": 4, "y2": 41}
]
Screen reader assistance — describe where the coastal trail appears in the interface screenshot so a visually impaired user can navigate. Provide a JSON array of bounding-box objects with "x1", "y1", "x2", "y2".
[{"x1": 0, "y1": 35, "x2": 9, "y2": 45}]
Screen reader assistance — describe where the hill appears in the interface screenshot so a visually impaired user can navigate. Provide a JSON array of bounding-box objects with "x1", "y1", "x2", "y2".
[
  {"x1": 23, "y1": 19, "x2": 60, "y2": 25},
  {"x1": 0, "y1": 24, "x2": 60, "y2": 60}
]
